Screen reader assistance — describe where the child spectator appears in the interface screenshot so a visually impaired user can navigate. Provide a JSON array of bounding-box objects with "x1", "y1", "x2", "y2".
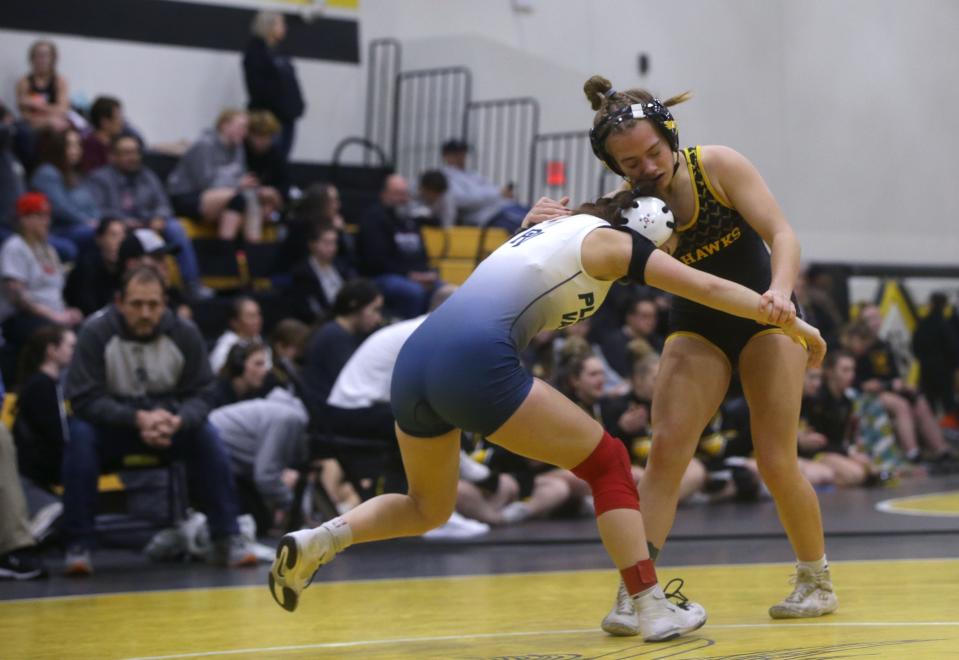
[{"x1": 244, "y1": 110, "x2": 289, "y2": 204}]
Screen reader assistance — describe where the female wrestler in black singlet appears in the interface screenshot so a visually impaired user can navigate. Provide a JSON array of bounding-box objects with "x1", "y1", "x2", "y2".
[{"x1": 525, "y1": 75, "x2": 837, "y2": 632}]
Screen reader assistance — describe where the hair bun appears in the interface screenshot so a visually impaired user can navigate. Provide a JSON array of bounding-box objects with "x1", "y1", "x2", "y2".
[{"x1": 583, "y1": 75, "x2": 614, "y2": 111}]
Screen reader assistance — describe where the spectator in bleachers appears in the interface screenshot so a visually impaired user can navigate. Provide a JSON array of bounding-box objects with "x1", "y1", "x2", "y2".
[
  {"x1": 286, "y1": 223, "x2": 354, "y2": 324},
  {"x1": 801, "y1": 265, "x2": 844, "y2": 347},
  {"x1": 86, "y1": 134, "x2": 208, "y2": 300},
  {"x1": 243, "y1": 11, "x2": 305, "y2": 160},
  {"x1": 15, "y1": 40, "x2": 70, "y2": 133},
  {"x1": 208, "y1": 342, "x2": 309, "y2": 535},
  {"x1": 356, "y1": 174, "x2": 438, "y2": 319},
  {"x1": 264, "y1": 319, "x2": 311, "y2": 404},
  {"x1": 0, "y1": 371, "x2": 48, "y2": 580},
  {"x1": 912, "y1": 292, "x2": 959, "y2": 415},
  {"x1": 326, "y1": 284, "x2": 455, "y2": 442},
  {"x1": 62, "y1": 266, "x2": 255, "y2": 575},
  {"x1": 414, "y1": 170, "x2": 454, "y2": 228},
  {"x1": 13, "y1": 325, "x2": 74, "y2": 494},
  {"x1": 598, "y1": 297, "x2": 665, "y2": 379},
  {"x1": 0, "y1": 193, "x2": 82, "y2": 350},
  {"x1": 209, "y1": 296, "x2": 268, "y2": 373},
  {"x1": 554, "y1": 320, "x2": 629, "y2": 396},
  {"x1": 29, "y1": 128, "x2": 99, "y2": 261},
  {"x1": 80, "y1": 96, "x2": 124, "y2": 174},
  {"x1": 458, "y1": 439, "x2": 573, "y2": 526},
  {"x1": 64, "y1": 217, "x2": 125, "y2": 316},
  {"x1": 167, "y1": 109, "x2": 265, "y2": 242},
  {"x1": 302, "y1": 279, "x2": 383, "y2": 414},
  {"x1": 845, "y1": 321, "x2": 955, "y2": 464},
  {"x1": 245, "y1": 110, "x2": 289, "y2": 205},
  {"x1": 0, "y1": 102, "x2": 25, "y2": 237},
  {"x1": 800, "y1": 351, "x2": 875, "y2": 486},
  {"x1": 117, "y1": 227, "x2": 192, "y2": 320},
  {"x1": 276, "y1": 182, "x2": 352, "y2": 270},
  {"x1": 439, "y1": 139, "x2": 528, "y2": 231}
]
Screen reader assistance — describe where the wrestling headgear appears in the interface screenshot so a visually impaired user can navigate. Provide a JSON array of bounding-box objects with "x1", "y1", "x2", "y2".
[
  {"x1": 589, "y1": 98, "x2": 679, "y2": 176},
  {"x1": 619, "y1": 195, "x2": 675, "y2": 248}
]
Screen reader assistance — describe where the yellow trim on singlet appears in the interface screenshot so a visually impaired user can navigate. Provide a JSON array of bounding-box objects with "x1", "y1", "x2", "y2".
[
  {"x1": 664, "y1": 330, "x2": 733, "y2": 372},
  {"x1": 695, "y1": 145, "x2": 733, "y2": 208},
  {"x1": 676, "y1": 148, "x2": 700, "y2": 232},
  {"x1": 744, "y1": 327, "x2": 809, "y2": 352}
]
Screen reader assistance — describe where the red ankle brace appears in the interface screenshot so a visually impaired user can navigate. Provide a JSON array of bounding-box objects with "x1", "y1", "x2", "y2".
[{"x1": 621, "y1": 558, "x2": 658, "y2": 596}]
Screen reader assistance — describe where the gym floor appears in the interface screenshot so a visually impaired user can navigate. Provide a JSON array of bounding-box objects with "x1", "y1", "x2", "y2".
[{"x1": 3, "y1": 475, "x2": 958, "y2": 659}]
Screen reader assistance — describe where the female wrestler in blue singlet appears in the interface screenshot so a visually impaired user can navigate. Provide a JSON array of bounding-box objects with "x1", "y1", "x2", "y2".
[
  {"x1": 269, "y1": 190, "x2": 825, "y2": 642},
  {"x1": 525, "y1": 75, "x2": 839, "y2": 633}
]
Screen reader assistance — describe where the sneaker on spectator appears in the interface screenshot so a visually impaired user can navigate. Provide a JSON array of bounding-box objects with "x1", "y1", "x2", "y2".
[
  {"x1": 207, "y1": 534, "x2": 257, "y2": 568},
  {"x1": 144, "y1": 527, "x2": 188, "y2": 562},
  {"x1": 64, "y1": 546, "x2": 93, "y2": 576},
  {"x1": 29, "y1": 501, "x2": 63, "y2": 543},
  {"x1": 0, "y1": 549, "x2": 48, "y2": 580},
  {"x1": 500, "y1": 501, "x2": 532, "y2": 524},
  {"x1": 768, "y1": 565, "x2": 838, "y2": 618},
  {"x1": 422, "y1": 512, "x2": 490, "y2": 539}
]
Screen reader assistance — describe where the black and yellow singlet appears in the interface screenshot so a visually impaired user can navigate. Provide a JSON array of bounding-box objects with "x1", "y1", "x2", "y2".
[{"x1": 665, "y1": 146, "x2": 791, "y2": 367}]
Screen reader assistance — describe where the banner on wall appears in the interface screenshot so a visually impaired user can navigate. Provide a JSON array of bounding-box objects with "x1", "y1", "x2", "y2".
[{"x1": 875, "y1": 280, "x2": 920, "y2": 386}]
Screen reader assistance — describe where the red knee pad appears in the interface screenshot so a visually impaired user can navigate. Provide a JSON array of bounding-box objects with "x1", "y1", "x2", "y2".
[{"x1": 571, "y1": 430, "x2": 639, "y2": 516}]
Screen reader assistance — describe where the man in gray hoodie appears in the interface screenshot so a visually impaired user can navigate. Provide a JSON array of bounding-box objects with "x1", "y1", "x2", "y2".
[
  {"x1": 61, "y1": 266, "x2": 254, "y2": 575},
  {"x1": 166, "y1": 110, "x2": 265, "y2": 242},
  {"x1": 85, "y1": 134, "x2": 209, "y2": 300}
]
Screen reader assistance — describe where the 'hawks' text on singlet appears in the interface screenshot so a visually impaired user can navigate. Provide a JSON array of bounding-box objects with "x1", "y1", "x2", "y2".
[{"x1": 672, "y1": 146, "x2": 772, "y2": 314}]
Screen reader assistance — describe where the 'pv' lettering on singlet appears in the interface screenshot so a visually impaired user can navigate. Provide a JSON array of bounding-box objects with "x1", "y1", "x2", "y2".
[{"x1": 443, "y1": 215, "x2": 614, "y2": 350}]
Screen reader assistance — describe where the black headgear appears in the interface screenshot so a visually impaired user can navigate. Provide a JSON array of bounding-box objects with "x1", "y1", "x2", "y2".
[{"x1": 589, "y1": 98, "x2": 679, "y2": 176}]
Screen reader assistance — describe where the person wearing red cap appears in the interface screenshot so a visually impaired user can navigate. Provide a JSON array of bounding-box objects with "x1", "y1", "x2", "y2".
[{"x1": 0, "y1": 192, "x2": 82, "y2": 348}]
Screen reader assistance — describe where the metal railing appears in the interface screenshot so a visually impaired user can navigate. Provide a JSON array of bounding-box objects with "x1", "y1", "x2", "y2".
[
  {"x1": 364, "y1": 38, "x2": 401, "y2": 166},
  {"x1": 391, "y1": 66, "x2": 472, "y2": 181},
  {"x1": 465, "y1": 97, "x2": 539, "y2": 205},
  {"x1": 529, "y1": 131, "x2": 607, "y2": 207}
]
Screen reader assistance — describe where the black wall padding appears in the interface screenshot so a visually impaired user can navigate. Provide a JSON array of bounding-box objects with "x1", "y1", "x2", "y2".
[{"x1": 1, "y1": 0, "x2": 359, "y2": 64}]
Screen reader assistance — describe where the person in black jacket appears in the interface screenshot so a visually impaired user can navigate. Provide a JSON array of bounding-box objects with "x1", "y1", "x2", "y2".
[
  {"x1": 242, "y1": 12, "x2": 305, "y2": 161},
  {"x1": 286, "y1": 223, "x2": 354, "y2": 323},
  {"x1": 912, "y1": 292, "x2": 959, "y2": 414},
  {"x1": 63, "y1": 216, "x2": 125, "y2": 316},
  {"x1": 13, "y1": 324, "x2": 74, "y2": 490},
  {"x1": 302, "y1": 279, "x2": 382, "y2": 415},
  {"x1": 356, "y1": 174, "x2": 438, "y2": 319}
]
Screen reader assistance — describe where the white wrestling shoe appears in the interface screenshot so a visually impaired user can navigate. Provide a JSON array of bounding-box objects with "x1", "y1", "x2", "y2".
[
  {"x1": 602, "y1": 579, "x2": 707, "y2": 642},
  {"x1": 768, "y1": 565, "x2": 838, "y2": 619},
  {"x1": 601, "y1": 581, "x2": 639, "y2": 636},
  {"x1": 269, "y1": 519, "x2": 351, "y2": 612}
]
